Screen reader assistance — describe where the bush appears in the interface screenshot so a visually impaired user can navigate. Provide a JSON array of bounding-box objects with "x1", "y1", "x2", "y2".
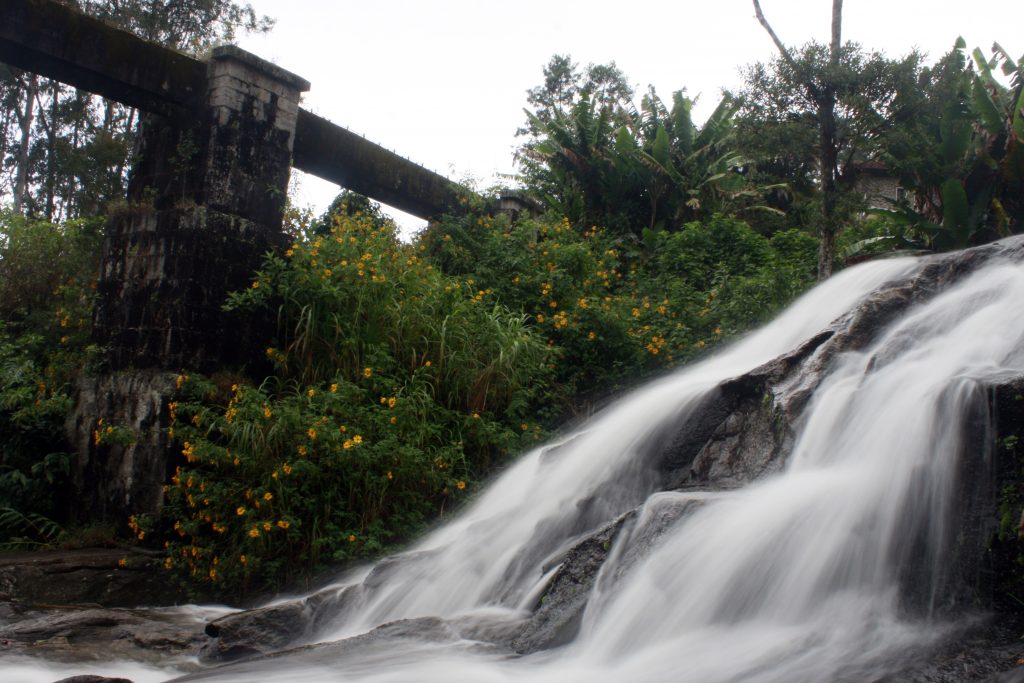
[
  {"x1": 420, "y1": 211, "x2": 818, "y2": 416},
  {"x1": 153, "y1": 210, "x2": 551, "y2": 597},
  {"x1": 0, "y1": 212, "x2": 101, "y2": 546}
]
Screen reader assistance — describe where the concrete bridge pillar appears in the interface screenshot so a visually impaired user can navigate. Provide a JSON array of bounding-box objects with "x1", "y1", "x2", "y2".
[{"x1": 68, "y1": 48, "x2": 309, "y2": 523}]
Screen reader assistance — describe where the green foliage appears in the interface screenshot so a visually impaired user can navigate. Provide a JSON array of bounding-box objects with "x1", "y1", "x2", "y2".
[
  {"x1": 422, "y1": 211, "x2": 818, "y2": 415},
  {"x1": 737, "y1": 42, "x2": 925, "y2": 234},
  {"x1": 516, "y1": 56, "x2": 770, "y2": 235},
  {"x1": 0, "y1": 212, "x2": 99, "y2": 545},
  {"x1": 880, "y1": 40, "x2": 1024, "y2": 249},
  {"x1": 154, "y1": 210, "x2": 550, "y2": 597}
]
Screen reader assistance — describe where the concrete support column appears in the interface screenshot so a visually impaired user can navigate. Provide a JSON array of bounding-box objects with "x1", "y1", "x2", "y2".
[{"x1": 70, "y1": 49, "x2": 308, "y2": 522}]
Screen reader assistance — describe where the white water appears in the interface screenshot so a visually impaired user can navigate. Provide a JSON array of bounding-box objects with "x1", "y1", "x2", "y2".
[{"x1": 8, "y1": 250, "x2": 1024, "y2": 683}]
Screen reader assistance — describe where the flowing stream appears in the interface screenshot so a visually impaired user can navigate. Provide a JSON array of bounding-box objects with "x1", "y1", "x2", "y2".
[{"x1": 9, "y1": 246, "x2": 1024, "y2": 682}]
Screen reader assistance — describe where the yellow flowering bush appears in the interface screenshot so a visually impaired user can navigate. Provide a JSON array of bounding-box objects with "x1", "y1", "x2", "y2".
[
  {"x1": 153, "y1": 209, "x2": 550, "y2": 597},
  {"x1": 422, "y1": 211, "x2": 817, "y2": 415}
]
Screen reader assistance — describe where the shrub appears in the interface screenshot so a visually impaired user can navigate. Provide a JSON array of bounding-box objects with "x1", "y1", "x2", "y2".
[
  {"x1": 420, "y1": 211, "x2": 818, "y2": 416},
  {"x1": 153, "y1": 210, "x2": 551, "y2": 597},
  {"x1": 0, "y1": 212, "x2": 100, "y2": 545}
]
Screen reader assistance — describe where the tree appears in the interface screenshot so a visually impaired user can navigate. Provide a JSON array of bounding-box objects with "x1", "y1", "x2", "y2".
[
  {"x1": 744, "y1": 0, "x2": 923, "y2": 278},
  {"x1": 517, "y1": 56, "x2": 764, "y2": 236},
  {"x1": 878, "y1": 40, "x2": 1024, "y2": 249}
]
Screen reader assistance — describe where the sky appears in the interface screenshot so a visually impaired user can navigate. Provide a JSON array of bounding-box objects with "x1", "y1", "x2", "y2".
[{"x1": 237, "y1": 0, "x2": 1023, "y2": 235}]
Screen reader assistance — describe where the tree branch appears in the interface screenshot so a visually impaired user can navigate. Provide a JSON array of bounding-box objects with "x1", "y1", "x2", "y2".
[
  {"x1": 752, "y1": 0, "x2": 820, "y2": 101},
  {"x1": 752, "y1": 0, "x2": 800, "y2": 73}
]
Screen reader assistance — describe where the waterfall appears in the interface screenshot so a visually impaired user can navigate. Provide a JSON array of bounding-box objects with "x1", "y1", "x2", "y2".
[{"x1": 9, "y1": 242, "x2": 1024, "y2": 683}]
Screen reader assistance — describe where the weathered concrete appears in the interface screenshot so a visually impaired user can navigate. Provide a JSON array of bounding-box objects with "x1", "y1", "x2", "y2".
[
  {"x1": 0, "y1": 0, "x2": 205, "y2": 116},
  {"x1": 72, "y1": 44, "x2": 310, "y2": 521},
  {"x1": 292, "y1": 110, "x2": 468, "y2": 219}
]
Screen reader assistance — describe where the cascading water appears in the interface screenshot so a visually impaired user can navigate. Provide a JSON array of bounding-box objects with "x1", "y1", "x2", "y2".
[{"x1": 7, "y1": 242, "x2": 1024, "y2": 683}]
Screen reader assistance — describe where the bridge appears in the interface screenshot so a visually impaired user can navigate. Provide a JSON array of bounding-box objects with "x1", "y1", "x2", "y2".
[
  {"x1": 0, "y1": 0, "x2": 483, "y2": 521},
  {"x1": 0, "y1": 0, "x2": 467, "y2": 220}
]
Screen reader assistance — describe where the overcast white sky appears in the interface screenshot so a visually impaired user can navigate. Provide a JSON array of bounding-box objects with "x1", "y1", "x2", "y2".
[{"x1": 238, "y1": 0, "x2": 1023, "y2": 234}]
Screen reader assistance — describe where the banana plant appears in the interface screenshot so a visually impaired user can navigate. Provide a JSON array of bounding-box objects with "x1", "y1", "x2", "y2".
[{"x1": 879, "y1": 39, "x2": 1023, "y2": 250}]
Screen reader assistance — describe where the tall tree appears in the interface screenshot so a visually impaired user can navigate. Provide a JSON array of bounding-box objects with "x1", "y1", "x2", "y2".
[
  {"x1": 744, "y1": 1, "x2": 922, "y2": 276},
  {"x1": 517, "y1": 56, "x2": 763, "y2": 236},
  {"x1": 752, "y1": 0, "x2": 843, "y2": 279}
]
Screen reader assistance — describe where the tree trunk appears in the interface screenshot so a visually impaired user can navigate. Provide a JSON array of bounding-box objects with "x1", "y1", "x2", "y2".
[
  {"x1": 13, "y1": 73, "x2": 37, "y2": 214},
  {"x1": 816, "y1": 0, "x2": 843, "y2": 280},
  {"x1": 44, "y1": 80, "x2": 59, "y2": 222}
]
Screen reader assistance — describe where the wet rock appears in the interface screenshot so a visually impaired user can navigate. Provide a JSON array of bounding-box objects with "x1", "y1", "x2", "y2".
[
  {"x1": 0, "y1": 602, "x2": 206, "y2": 666},
  {"x1": 509, "y1": 513, "x2": 631, "y2": 653},
  {"x1": 0, "y1": 548, "x2": 186, "y2": 607},
  {"x1": 199, "y1": 585, "x2": 356, "y2": 663}
]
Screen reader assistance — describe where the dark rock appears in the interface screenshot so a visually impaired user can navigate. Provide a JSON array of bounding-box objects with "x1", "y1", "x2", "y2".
[
  {"x1": 0, "y1": 548, "x2": 186, "y2": 607},
  {"x1": 0, "y1": 602, "x2": 205, "y2": 666},
  {"x1": 509, "y1": 514, "x2": 631, "y2": 653},
  {"x1": 199, "y1": 585, "x2": 356, "y2": 663}
]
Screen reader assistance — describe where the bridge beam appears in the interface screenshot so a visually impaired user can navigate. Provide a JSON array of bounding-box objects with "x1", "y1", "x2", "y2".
[
  {"x1": 0, "y1": 0, "x2": 205, "y2": 116},
  {"x1": 0, "y1": 0, "x2": 470, "y2": 220}
]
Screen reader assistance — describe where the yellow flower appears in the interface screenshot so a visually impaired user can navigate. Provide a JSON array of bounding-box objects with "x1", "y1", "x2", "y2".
[
  {"x1": 163, "y1": 557, "x2": 173, "y2": 570},
  {"x1": 424, "y1": 360, "x2": 432, "y2": 367},
  {"x1": 118, "y1": 558, "x2": 127, "y2": 568},
  {"x1": 387, "y1": 397, "x2": 397, "y2": 409},
  {"x1": 248, "y1": 527, "x2": 260, "y2": 538},
  {"x1": 209, "y1": 568, "x2": 217, "y2": 580},
  {"x1": 307, "y1": 388, "x2": 316, "y2": 397},
  {"x1": 263, "y1": 405, "x2": 272, "y2": 419},
  {"x1": 236, "y1": 506, "x2": 246, "y2": 516},
  {"x1": 456, "y1": 480, "x2": 466, "y2": 490},
  {"x1": 390, "y1": 416, "x2": 397, "y2": 424},
  {"x1": 307, "y1": 427, "x2": 317, "y2": 440},
  {"x1": 297, "y1": 445, "x2": 307, "y2": 456},
  {"x1": 262, "y1": 522, "x2": 272, "y2": 532},
  {"x1": 520, "y1": 423, "x2": 528, "y2": 431},
  {"x1": 363, "y1": 367, "x2": 373, "y2": 378},
  {"x1": 548, "y1": 300, "x2": 558, "y2": 308},
  {"x1": 343, "y1": 439, "x2": 353, "y2": 450},
  {"x1": 347, "y1": 534, "x2": 357, "y2": 543},
  {"x1": 277, "y1": 520, "x2": 290, "y2": 529},
  {"x1": 352, "y1": 435, "x2": 363, "y2": 444},
  {"x1": 251, "y1": 280, "x2": 259, "y2": 289},
  {"x1": 282, "y1": 462, "x2": 293, "y2": 475},
  {"x1": 472, "y1": 412, "x2": 480, "y2": 420},
  {"x1": 263, "y1": 491, "x2": 273, "y2": 501},
  {"x1": 386, "y1": 471, "x2": 394, "y2": 480},
  {"x1": 330, "y1": 383, "x2": 338, "y2": 393}
]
